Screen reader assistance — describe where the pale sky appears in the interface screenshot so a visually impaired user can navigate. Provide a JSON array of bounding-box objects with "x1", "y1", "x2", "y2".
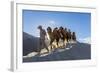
[{"x1": 23, "y1": 10, "x2": 91, "y2": 43}]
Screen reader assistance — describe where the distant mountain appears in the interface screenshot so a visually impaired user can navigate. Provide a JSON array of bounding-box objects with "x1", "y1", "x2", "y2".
[{"x1": 23, "y1": 32, "x2": 40, "y2": 56}]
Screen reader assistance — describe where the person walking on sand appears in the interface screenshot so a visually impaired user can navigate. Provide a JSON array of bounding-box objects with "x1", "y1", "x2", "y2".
[{"x1": 38, "y1": 25, "x2": 49, "y2": 55}]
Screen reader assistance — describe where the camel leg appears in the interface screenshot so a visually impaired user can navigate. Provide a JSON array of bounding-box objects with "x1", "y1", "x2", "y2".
[
  {"x1": 56, "y1": 41, "x2": 58, "y2": 48},
  {"x1": 44, "y1": 42, "x2": 49, "y2": 53},
  {"x1": 50, "y1": 40, "x2": 54, "y2": 51}
]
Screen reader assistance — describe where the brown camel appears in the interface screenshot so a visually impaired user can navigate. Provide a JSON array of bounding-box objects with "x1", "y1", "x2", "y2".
[
  {"x1": 53, "y1": 27, "x2": 60, "y2": 48},
  {"x1": 59, "y1": 26, "x2": 68, "y2": 47},
  {"x1": 47, "y1": 27, "x2": 55, "y2": 50},
  {"x1": 47, "y1": 27, "x2": 61, "y2": 50},
  {"x1": 67, "y1": 29, "x2": 72, "y2": 42},
  {"x1": 71, "y1": 32, "x2": 76, "y2": 42}
]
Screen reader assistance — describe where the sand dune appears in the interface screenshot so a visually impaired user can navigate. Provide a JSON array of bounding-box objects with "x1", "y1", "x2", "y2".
[{"x1": 23, "y1": 42, "x2": 91, "y2": 62}]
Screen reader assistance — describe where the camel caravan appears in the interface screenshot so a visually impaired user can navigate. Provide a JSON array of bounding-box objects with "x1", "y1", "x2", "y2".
[{"x1": 38, "y1": 25, "x2": 77, "y2": 54}]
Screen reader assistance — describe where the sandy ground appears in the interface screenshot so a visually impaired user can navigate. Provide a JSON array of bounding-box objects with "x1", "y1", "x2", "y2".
[{"x1": 23, "y1": 42, "x2": 91, "y2": 62}]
